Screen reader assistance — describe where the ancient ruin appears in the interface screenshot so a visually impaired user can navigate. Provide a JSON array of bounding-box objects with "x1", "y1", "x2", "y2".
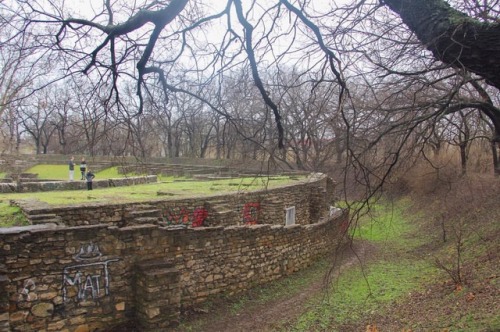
[{"x1": 0, "y1": 160, "x2": 346, "y2": 331}]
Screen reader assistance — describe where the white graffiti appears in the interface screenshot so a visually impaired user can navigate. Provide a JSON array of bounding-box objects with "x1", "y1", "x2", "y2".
[
  {"x1": 73, "y1": 242, "x2": 102, "y2": 261},
  {"x1": 18, "y1": 279, "x2": 36, "y2": 302},
  {"x1": 62, "y1": 260, "x2": 118, "y2": 302},
  {"x1": 63, "y1": 242, "x2": 119, "y2": 302}
]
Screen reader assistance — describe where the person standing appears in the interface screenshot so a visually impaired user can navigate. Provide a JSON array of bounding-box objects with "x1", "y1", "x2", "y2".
[
  {"x1": 80, "y1": 158, "x2": 87, "y2": 180},
  {"x1": 86, "y1": 169, "x2": 95, "y2": 190},
  {"x1": 68, "y1": 156, "x2": 75, "y2": 181}
]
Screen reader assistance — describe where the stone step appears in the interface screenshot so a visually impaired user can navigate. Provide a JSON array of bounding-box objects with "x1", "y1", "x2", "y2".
[
  {"x1": 129, "y1": 204, "x2": 155, "y2": 209},
  {"x1": 157, "y1": 223, "x2": 187, "y2": 229},
  {"x1": 28, "y1": 213, "x2": 59, "y2": 220},
  {"x1": 131, "y1": 217, "x2": 160, "y2": 225},
  {"x1": 32, "y1": 217, "x2": 63, "y2": 225},
  {"x1": 129, "y1": 209, "x2": 160, "y2": 218}
]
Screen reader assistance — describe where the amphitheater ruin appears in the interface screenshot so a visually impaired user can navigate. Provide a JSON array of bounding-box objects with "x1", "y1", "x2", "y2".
[{"x1": 0, "y1": 157, "x2": 347, "y2": 331}]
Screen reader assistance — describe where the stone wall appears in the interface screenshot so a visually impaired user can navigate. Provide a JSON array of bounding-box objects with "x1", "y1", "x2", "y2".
[
  {"x1": 0, "y1": 173, "x2": 344, "y2": 331},
  {"x1": 0, "y1": 176, "x2": 158, "y2": 193},
  {"x1": 14, "y1": 174, "x2": 334, "y2": 228},
  {"x1": 0, "y1": 211, "x2": 347, "y2": 331},
  {"x1": 0, "y1": 154, "x2": 296, "y2": 179}
]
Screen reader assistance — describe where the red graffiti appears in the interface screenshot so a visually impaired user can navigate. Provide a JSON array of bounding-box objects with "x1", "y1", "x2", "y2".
[
  {"x1": 164, "y1": 206, "x2": 208, "y2": 227},
  {"x1": 193, "y1": 207, "x2": 208, "y2": 227},
  {"x1": 243, "y1": 202, "x2": 260, "y2": 225}
]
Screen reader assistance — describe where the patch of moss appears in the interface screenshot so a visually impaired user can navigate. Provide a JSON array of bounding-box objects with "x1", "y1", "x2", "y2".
[{"x1": 0, "y1": 201, "x2": 29, "y2": 227}]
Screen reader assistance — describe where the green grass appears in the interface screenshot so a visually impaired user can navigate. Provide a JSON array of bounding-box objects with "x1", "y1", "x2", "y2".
[
  {"x1": 352, "y1": 199, "x2": 425, "y2": 249},
  {"x1": 0, "y1": 201, "x2": 29, "y2": 226},
  {"x1": 95, "y1": 166, "x2": 145, "y2": 178},
  {"x1": 24, "y1": 165, "x2": 141, "y2": 180},
  {"x1": 289, "y1": 199, "x2": 437, "y2": 331},
  {"x1": 0, "y1": 175, "x2": 301, "y2": 206},
  {"x1": 292, "y1": 259, "x2": 434, "y2": 331},
  {"x1": 25, "y1": 164, "x2": 72, "y2": 180}
]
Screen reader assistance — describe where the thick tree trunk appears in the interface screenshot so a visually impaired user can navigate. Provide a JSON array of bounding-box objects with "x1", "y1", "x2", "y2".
[
  {"x1": 383, "y1": 0, "x2": 500, "y2": 90},
  {"x1": 384, "y1": 0, "x2": 500, "y2": 155},
  {"x1": 492, "y1": 140, "x2": 500, "y2": 177},
  {"x1": 459, "y1": 143, "x2": 467, "y2": 175}
]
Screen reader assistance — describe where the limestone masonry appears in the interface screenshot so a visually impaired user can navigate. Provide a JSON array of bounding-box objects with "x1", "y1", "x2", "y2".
[{"x1": 0, "y1": 173, "x2": 347, "y2": 331}]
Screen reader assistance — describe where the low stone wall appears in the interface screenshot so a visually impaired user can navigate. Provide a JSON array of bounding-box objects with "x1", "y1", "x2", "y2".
[
  {"x1": 0, "y1": 176, "x2": 157, "y2": 193},
  {"x1": 0, "y1": 173, "x2": 342, "y2": 331},
  {"x1": 0, "y1": 211, "x2": 347, "y2": 331},
  {"x1": 14, "y1": 175, "x2": 333, "y2": 228}
]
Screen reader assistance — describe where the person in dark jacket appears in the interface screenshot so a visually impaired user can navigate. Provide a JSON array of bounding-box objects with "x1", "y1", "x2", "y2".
[
  {"x1": 86, "y1": 169, "x2": 95, "y2": 190},
  {"x1": 80, "y1": 158, "x2": 87, "y2": 180}
]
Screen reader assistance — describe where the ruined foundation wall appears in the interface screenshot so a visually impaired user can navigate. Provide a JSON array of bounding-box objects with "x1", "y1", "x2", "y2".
[
  {"x1": 17, "y1": 175, "x2": 333, "y2": 228},
  {"x1": 0, "y1": 174, "x2": 345, "y2": 331},
  {"x1": 0, "y1": 211, "x2": 347, "y2": 331},
  {"x1": 0, "y1": 176, "x2": 158, "y2": 193}
]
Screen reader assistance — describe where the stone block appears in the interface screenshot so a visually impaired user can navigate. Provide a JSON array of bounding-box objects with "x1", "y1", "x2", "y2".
[
  {"x1": 143, "y1": 307, "x2": 160, "y2": 319},
  {"x1": 115, "y1": 302, "x2": 126, "y2": 311},
  {"x1": 9, "y1": 310, "x2": 28, "y2": 323},
  {"x1": 47, "y1": 319, "x2": 66, "y2": 331},
  {"x1": 31, "y1": 302, "x2": 54, "y2": 317},
  {"x1": 69, "y1": 316, "x2": 87, "y2": 325},
  {"x1": 0, "y1": 312, "x2": 9, "y2": 322},
  {"x1": 74, "y1": 325, "x2": 90, "y2": 332}
]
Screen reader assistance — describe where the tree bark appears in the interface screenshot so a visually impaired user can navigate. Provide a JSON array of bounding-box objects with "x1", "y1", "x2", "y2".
[
  {"x1": 492, "y1": 140, "x2": 500, "y2": 176},
  {"x1": 382, "y1": 0, "x2": 500, "y2": 90}
]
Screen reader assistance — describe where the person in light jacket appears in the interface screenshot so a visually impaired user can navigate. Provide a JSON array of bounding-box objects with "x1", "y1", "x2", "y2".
[{"x1": 68, "y1": 156, "x2": 75, "y2": 181}]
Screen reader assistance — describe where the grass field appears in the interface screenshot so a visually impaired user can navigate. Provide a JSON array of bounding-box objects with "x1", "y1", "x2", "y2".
[
  {"x1": 25, "y1": 165, "x2": 137, "y2": 180},
  {"x1": 1, "y1": 173, "x2": 302, "y2": 205},
  {"x1": 0, "y1": 166, "x2": 307, "y2": 226}
]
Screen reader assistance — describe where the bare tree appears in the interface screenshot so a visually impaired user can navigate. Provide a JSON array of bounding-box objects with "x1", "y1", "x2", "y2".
[
  {"x1": 382, "y1": 0, "x2": 500, "y2": 142},
  {"x1": 0, "y1": 14, "x2": 49, "y2": 153},
  {"x1": 1, "y1": 0, "x2": 499, "y2": 180},
  {"x1": 18, "y1": 94, "x2": 57, "y2": 154}
]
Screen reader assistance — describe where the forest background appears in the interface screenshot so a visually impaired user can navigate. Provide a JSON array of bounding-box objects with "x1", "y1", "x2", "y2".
[{"x1": 0, "y1": 0, "x2": 499, "y2": 330}]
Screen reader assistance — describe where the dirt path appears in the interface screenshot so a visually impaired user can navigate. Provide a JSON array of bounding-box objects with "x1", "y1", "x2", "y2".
[{"x1": 178, "y1": 241, "x2": 374, "y2": 332}]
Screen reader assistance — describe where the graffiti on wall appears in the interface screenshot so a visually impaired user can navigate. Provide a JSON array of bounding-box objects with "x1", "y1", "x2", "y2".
[
  {"x1": 163, "y1": 206, "x2": 208, "y2": 227},
  {"x1": 18, "y1": 279, "x2": 37, "y2": 302},
  {"x1": 163, "y1": 203, "x2": 262, "y2": 226},
  {"x1": 242, "y1": 202, "x2": 260, "y2": 225},
  {"x1": 62, "y1": 243, "x2": 120, "y2": 302}
]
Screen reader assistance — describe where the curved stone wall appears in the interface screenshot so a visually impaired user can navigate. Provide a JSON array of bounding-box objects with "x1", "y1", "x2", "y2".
[
  {"x1": 0, "y1": 175, "x2": 158, "y2": 193},
  {"x1": 14, "y1": 174, "x2": 334, "y2": 228},
  {"x1": 0, "y1": 173, "x2": 345, "y2": 331}
]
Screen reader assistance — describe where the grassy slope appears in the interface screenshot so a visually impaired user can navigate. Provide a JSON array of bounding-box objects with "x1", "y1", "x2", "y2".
[
  {"x1": 290, "y1": 200, "x2": 439, "y2": 331},
  {"x1": 175, "y1": 197, "x2": 499, "y2": 331},
  {"x1": 291, "y1": 196, "x2": 498, "y2": 331}
]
